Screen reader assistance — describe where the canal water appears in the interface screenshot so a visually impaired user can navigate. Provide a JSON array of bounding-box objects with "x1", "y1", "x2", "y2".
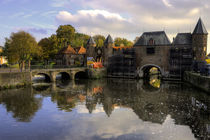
[{"x1": 0, "y1": 77, "x2": 210, "y2": 140}]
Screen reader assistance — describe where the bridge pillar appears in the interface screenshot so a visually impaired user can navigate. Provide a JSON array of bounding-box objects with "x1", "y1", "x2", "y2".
[
  {"x1": 50, "y1": 71, "x2": 57, "y2": 82},
  {"x1": 70, "y1": 72, "x2": 76, "y2": 80}
]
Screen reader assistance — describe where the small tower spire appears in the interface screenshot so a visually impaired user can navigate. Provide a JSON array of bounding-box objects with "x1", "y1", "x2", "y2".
[
  {"x1": 193, "y1": 18, "x2": 208, "y2": 34},
  {"x1": 104, "y1": 35, "x2": 114, "y2": 45},
  {"x1": 87, "y1": 36, "x2": 96, "y2": 46},
  {"x1": 192, "y1": 18, "x2": 208, "y2": 61}
]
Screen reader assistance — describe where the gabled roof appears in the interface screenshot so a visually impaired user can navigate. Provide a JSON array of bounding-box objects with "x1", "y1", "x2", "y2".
[
  {"x1": 60, "y1": 45, "x2": 76, "y2": 54},
  {"x1": 193, "y1": 18, "x2": 208, "y2": 34},
  {"x1": 87, "y1": 37, "x2": 96, "y2": 45},
  {"x1": 173, "y1": 33, "x2": 192, "y2": 45},
  {"x1": 104, "y1": 35, "x2": 114, "y2": 45},
  {"x1": 134, "y1": 31, "x2": 171, "y2": 46},
  {"x1": 78, "y1": 46, "x2": 86, "y2": 54}
]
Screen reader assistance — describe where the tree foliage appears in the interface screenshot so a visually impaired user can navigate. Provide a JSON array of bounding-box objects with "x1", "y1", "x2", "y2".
[
  {"x1": 5, "y1": 31, "x2": 41, "y2": 70},
  {"x1": 72, "y1": 33, "x2": 90, "y2": 47},
  {"x1": 56, "y1": 25, "x2": 75, "y2": 47},
  {"x1": 93, "y1": 35, "x2": 105, "y2": 47},
  {"x1": 114, "y1": 37, "x2": 133, "y2": 47},
  {"x1": 38, "y1": 34, "x2": 60, "y2": 60}
]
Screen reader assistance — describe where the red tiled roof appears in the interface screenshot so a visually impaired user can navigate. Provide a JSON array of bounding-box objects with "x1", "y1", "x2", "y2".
[
  {"x1": 78, "y1": 46, "x2": 86, "y2": 54},
  {"x1": 61, "y1": 45, "x2": 76, "y2": 54}
]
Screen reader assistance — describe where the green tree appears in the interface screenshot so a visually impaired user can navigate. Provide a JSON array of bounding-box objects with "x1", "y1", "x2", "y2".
[
  {"x1": 72, "y1": 33, "x2": 90, "y2": 47},
  {"x1": 5, "y1": 31, "x2": 41, "y2": 71},
  {"x1": 114, "y1": 37, "x2": 133, "y2": 47},
  {"x1": 38, "y1": 35, "x2": 60, "y2": 61},
  {"x1": 93, "y1": 35, "x2": 105, "y2": 47},
  {"x1": 56, "y1": 25, "x2": 75, "y2": 47}
]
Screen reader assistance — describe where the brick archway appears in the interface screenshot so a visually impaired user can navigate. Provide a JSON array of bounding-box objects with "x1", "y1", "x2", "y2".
[{"x1": 137, "y1": 64, "x2": 163, "y2": 78}]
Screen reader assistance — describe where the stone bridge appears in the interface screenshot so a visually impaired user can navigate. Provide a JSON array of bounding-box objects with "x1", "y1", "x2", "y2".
[{"x1": 31, "y1": 67, "x2": 88, "y2": 82}]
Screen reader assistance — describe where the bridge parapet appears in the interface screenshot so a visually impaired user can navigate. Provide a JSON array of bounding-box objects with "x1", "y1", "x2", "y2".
[{"x1": 31, "y1": 67, "x2": 88, "y2": 82}]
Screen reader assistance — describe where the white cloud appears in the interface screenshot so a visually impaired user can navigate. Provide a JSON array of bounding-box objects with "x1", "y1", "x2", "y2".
[
  {"x1": 53, "y1": 0, "x2": 210, "y2": 52},
  {"x1": 162, "y1": 0, "x2": 173, "y2": 7},
  {"x1": 188, "y1": 8, "x2": 200, "y2": 16},
  {"x1": 56, "y1": 9, "x2": 136, "y2": 38},
  {"x1": 52, "y1": 108, "x2": 196, "y2": 140}
]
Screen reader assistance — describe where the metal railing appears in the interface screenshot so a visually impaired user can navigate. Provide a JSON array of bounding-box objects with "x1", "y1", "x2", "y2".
[
  {"x1": 0, "y1": 65, "x2": 86, "y2": 73},
  {"x1": 30, "y1": 65, "x2": 85, "y2": 70}
]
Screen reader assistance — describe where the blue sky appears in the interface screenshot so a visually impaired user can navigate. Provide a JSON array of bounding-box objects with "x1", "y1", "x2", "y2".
[{"x1": 1, "y1": 0, "x2": 210, "y2": 53}]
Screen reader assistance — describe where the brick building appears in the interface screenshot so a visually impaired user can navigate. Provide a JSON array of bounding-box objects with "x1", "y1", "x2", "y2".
[
  {"x1": 170, "y1": 18, "x2": 208, "y2": 77},
  {"x1": 134, "y1": 31, "x2": 171, "y2": 78},
  {"x1": 56, "y1": 45, "x2": 86, "y2": 67},
  {"x1": 85, "y1": 18, "x2": 208, "y2": 79},
  {"x1": 169, "y1": 33, "x2": 193, "y2": 77}
]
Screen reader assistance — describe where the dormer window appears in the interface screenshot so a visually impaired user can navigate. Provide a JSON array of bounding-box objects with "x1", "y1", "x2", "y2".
[{"x1": 148, "y1": 38, "x2": 155, "y2": 45}]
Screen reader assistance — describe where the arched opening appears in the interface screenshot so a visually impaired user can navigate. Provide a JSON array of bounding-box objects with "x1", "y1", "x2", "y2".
[
  {"x1": 56, "y1": 72, "x2": 71, "y2": 86},
  {"x1": 75, "y1": 71, "x2": 87, "y2": 80},
  {"x1": 32, "y1": 73, "x2": 51, "y2": 83},
  {"x1": 139, "y1": 65, "x2": 162, "y2": 89},
  {"x1": 142, "y1": 66, "x2": 161, "y2": 78},
  {"x1": 56, "y1": 72, "x2": 71, "y2": 81}
]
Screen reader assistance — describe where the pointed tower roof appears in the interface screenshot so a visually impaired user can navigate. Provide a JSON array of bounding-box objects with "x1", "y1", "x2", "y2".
[
  {"x1": 87, "y1": 37, "x2": 96, "y2": 45},
  {"x1": 104, "y1": 35, "x2": 114, "y2": 45},
  {"x1": 78, "y1": 46, "x2": 86, "y2": 54},
  {"x1": 193, "y1": 18, "x2": 208, "y2": 34}
]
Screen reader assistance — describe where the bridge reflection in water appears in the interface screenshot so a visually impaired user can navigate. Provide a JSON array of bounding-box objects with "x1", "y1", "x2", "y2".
[{"x1": 0, "y1": 78, "x2": 210, "y2": 140}]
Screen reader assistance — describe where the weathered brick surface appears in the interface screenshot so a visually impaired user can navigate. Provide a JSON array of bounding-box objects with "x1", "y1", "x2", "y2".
[
  {"x1": 192, "y1": 34, "x2": 208, "y2": 61},
  {"x1": 134, "y1": 45, "x2": 171, "y2": 76}
]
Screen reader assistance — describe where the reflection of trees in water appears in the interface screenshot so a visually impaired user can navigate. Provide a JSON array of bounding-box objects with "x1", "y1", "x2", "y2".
[
  {"x1": 0, "y1": 88, "x2": 42, "y2": 122},
  {"x1": 28, "y1": 78, "x2": 210, "y2": 139},
  {"x1": 51, "y1": 91, "x2": 86, "y2": 112},
  {"x1": 85, "y1": 79, "x2": 210, "y2": 139},
  {"x1": 142, "y1": 75, "x2": 161, "y2": 92}
]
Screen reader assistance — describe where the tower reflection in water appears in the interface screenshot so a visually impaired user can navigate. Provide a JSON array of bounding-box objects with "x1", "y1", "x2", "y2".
[{"x1": 0, "y1": 77, "x2": 210, "y2": 139}]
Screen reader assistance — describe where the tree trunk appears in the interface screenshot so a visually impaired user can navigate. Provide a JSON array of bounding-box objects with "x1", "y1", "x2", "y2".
[
  {"x1": 28, "y1": 60, "x2": 31, "y2": 71},
  {"x1": 22, "y1": 61, "x2": 25, "y2": 72},
  {"x1": 20, "y1": 62, "x2": 23, "y2": 72}
]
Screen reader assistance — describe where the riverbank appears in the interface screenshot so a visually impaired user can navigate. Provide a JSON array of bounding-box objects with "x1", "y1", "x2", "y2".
[
  {"x1": 0, "y1": 72, "x2": 31, "y2": 90},
  {"x1": 184, "y1": 71, "x2": 210, "y2": 93}
]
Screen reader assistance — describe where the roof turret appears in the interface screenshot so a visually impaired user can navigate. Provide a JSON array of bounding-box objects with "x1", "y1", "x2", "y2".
[
  {"x1": 104, "y1": 35, "x2": 114, "y2": 45},
  {"x1": 87, "y1": 37, "x2": 96, "y2": 45},
  {"x1": 193, "y1": 18, "x2": 208, "y2": 34}
]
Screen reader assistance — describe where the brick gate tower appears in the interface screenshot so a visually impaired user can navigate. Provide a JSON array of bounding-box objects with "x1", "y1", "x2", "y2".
[
  {"x1": 103, "y1": 35, "x2": 114, "y2": 67},
  {"x1": 86, "y1": 36, "x2": 96, "y2": 57},
  {"x1": 192, "y1": 18, "x2": 208, "y2": 61}
]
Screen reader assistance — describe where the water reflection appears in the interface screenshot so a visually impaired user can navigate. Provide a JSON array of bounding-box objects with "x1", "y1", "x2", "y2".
[
  {"x1": 0, "y1": 78, "x2": 210, "y2": 139},
  {"x1": 0, "y1": 88, "x2": 42, "y2": 122}
]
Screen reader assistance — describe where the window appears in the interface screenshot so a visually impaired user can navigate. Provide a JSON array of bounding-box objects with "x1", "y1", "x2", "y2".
[
  {"x1": 204, "y1": 47, "x2": 207, "y2": 52},
  {"x1": 148, "y1": 38, "x2": 155, "y2": 45},
  {"x1": 147, "y1": 47, "x2": 155, "y2": 55}
]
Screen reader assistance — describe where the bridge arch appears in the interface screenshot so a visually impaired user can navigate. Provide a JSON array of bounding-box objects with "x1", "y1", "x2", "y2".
[
  {"x1": 55, "y1": 72, "x2": 71, "y2": 81},
  {"x1": 137, "y1": 64, "x2": 163, "y2": 78},
  {"x1": 75, "y1": 71, "x2": 87, "y2": 80},
  {"x1": 32, "y1": 73, "x2": 51, "y2": 83}
]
